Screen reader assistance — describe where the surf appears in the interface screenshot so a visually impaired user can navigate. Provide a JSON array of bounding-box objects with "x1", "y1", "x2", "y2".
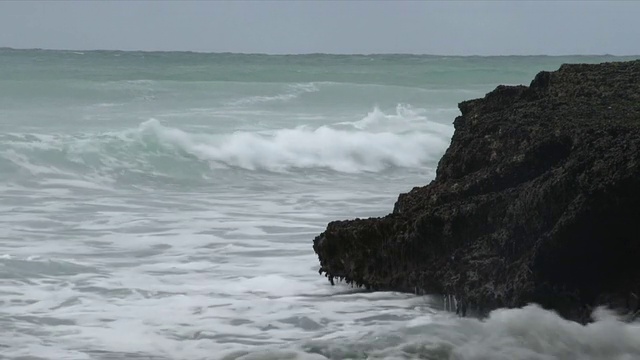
[{"x1": 0, "y1": 105, "x2": 452, "y2": 181}]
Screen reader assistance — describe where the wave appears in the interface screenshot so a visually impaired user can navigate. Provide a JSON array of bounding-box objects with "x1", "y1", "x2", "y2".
[
  {"x1": 137, "y1": 118, "x2": 447, "y2": 173},
  {"x1": 337, "y1": 103, "x2": 453, "y2": 137},
  {"x1": 225, "y1": 83, "x2": 320, "y2": 107},
  {"x1": 226, "y1": 304, "x2": 640, "y2": 360},
  {"x1": 0, "y1": 105, "x2": 451, "y2": 184}
]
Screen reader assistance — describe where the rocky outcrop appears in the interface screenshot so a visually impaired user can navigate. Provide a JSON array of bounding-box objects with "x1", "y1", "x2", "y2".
[{"x1": 313, "y1": 60, "x2": 640, "y2": 323}]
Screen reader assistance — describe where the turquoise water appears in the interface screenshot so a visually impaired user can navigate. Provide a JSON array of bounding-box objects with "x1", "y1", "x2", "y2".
[{"x1": 1, "y1": 49, "x2": 639, "y2": 359}]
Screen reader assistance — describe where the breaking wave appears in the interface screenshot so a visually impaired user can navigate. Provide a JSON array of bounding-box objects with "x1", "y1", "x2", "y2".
[
  {"x1": 221, "y1": 304, "x2": 640, "y2": 360},
  {"x1": 0, "y1": 105, "x2": 451, "y2": 181},
  {"x1": 337, "y1": 103, "x2": 453, "y2": 136},
  {"x1": 135, "y1": 117, "x2": 448, "y2": 173}
]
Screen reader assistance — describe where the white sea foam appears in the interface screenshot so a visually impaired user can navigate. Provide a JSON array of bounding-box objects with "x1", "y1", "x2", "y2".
[
  {"x1": 137, "y1": 108, "x2": 449, "y2": 173},
  {"x1": 0, "y1": 104, "x2": 449, "y2": 177},
  {"x1": 1, "y1": 149, "x2": 69, "y2": 176},
  {"x1": 4, "y1": 53, "x2": 636, "y2": 360},
  {"x1": 337, "y1": 103, "x2": 454, "y2": 136}
]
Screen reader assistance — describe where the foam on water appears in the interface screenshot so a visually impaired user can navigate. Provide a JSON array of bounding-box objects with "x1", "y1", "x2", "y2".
[
  {"x1": 3, "y1": 182, "x2": 638, "y2": 360},
  {"x1": 265, "y1": 305, "x2": 640, "y2": 360},
  {"x1": 138, "y1": 117, "x2": 447, "y2": 173},
  {"x1": 2, "y1": 51, "x2": 639, "y2": 360},
  {"x1": 0, "y1": 104, "x2": 451, "y2": 180}
]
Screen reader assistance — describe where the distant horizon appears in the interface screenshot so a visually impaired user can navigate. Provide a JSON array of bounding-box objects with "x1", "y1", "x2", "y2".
[
  {"x1": 3, "y1": 2, "x2": 639, "y2": 56},
  {"x1": 2, "y1": 46, "x2": 639, "y2": 58}
]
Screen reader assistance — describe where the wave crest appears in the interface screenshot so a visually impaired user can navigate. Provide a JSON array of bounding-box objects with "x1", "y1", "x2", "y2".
[
  {"x1": 137, "y1": 117, "x2": 448, "y2": 173},
  {"x1": 296, "y1": 304, "x2": 640, "y2": 360},
  {"x1": 0, "y1": 105, "x2": 452, "y2": 182}
]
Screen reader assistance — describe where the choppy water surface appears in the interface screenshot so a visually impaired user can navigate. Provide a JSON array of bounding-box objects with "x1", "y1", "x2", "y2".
[{"x1": 1, "y1": 50, "x2": 639, "y2": 359}]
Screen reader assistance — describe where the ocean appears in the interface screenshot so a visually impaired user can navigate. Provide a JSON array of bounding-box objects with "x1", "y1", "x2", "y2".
[{"x1": 1, "y1": 49, "x2": 639, "y2": 360}]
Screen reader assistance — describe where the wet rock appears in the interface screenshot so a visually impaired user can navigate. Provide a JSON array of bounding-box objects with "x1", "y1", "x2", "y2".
[{"x1": 313, "y1": 60, "x2": 640, "y2": 323}]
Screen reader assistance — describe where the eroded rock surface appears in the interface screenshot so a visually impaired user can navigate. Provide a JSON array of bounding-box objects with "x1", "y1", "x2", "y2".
[{"x1": 313, "y1": 60, "x2": 640, "y2": 323}]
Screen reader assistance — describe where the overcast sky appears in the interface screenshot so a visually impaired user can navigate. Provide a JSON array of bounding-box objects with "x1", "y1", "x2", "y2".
[{"x1": 1, "y1": 1, "x2": 638, "y2": 55}]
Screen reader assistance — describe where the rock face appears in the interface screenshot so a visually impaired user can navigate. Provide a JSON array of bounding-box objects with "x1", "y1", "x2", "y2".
[{"x1": 313, "y1": 60, "x2": 640, "y2": 323}]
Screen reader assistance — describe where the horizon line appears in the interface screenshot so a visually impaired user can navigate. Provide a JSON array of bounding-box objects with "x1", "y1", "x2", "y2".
[{"x1": 1, "y1": 46, "x2": 638, "y2": 58}]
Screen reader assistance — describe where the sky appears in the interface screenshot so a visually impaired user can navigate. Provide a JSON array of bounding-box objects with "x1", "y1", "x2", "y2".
[{"x1": 0, "y1": 1, "x2": 639, "y2": 56}]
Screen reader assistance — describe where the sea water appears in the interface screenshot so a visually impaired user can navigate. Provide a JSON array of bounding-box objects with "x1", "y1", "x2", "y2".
[{"x1": 1, "y1": 49, "x2": 639, "y2": 359}]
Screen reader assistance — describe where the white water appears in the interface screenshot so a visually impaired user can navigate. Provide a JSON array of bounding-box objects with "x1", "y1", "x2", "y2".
[{"x1": 1, "y1": 51, "x2": 639, "y2": 360}]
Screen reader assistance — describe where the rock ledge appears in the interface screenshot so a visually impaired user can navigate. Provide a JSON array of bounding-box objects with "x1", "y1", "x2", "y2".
[{"x1": 313, "y1": 60, "x2": 640, "y2": 323}]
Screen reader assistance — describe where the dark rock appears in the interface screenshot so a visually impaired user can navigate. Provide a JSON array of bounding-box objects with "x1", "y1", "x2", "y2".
[{"x1": 313, "y1": 60, "x2": 640, "y2": 323}]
